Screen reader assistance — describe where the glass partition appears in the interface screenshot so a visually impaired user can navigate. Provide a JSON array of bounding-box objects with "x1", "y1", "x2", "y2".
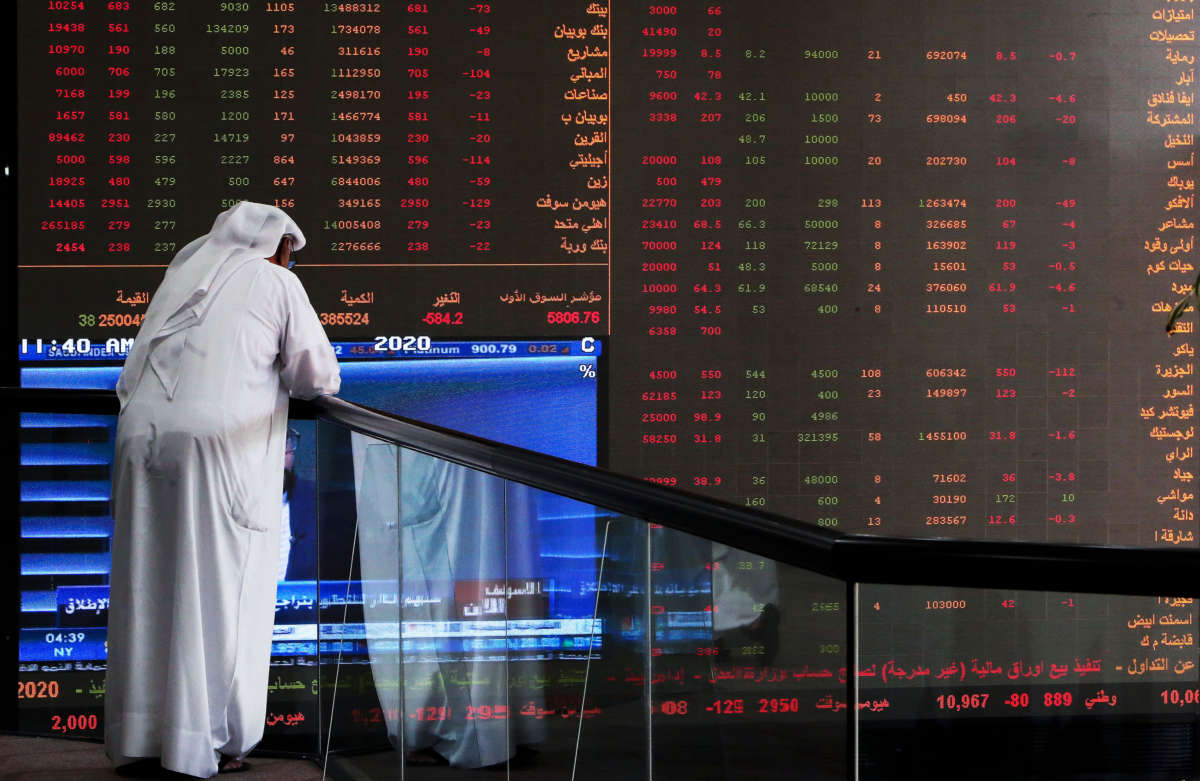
[
  {"x1": 649, "y1": 527, "x2": 847, "y2": 780},
  {"x1": 316, "y1": 428, "x2": 651, "y2": 778},
  {"x1": 315, "y1": 421, "x2": 850, "y2": 779},
  {"x1": 315, "y1": 422, "x2": 395, "y2": 769},
  {"x1": 19, "y1": 388, "x2": 1200, "y2": 778},
  {"x1": 856, "y1": 583, "x2": 1200, "y2": 779}
]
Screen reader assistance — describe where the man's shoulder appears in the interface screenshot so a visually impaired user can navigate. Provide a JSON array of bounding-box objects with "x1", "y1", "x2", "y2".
[
  {"x1": 255, "y1": 261, "x2": 309, "y2": 300},
  {"x1": 260, "y1": 260, "x2": 299, "y2": 283}
]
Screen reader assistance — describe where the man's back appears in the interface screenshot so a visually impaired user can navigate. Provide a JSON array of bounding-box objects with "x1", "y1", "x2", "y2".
[{"x1": 106, "y1": 204, "x2": 339, "y2": 778}]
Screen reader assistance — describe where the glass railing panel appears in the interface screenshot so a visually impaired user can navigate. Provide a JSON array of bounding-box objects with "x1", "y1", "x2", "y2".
[
  {"x1": 391, "y1": 445, "x2": 512, "y2": 776},
  {"x1": 316, "y1": 421, "x2": 402, "y2": 779},
  {"x1": 856, "y1": 583, "x2": 1200, "y2": 779},
  {"x1": 503, "y1": 481, "x2": 649, "y2": 780},
  {"x1": 314, "y1": 435, "x2": 655, "y2": 779},
  {"x1": 649, "y1": 526, "x2": 849, "y2": 780},
  {"x1": 312, "y1": 416, "x2": 856, "y2": 779}
]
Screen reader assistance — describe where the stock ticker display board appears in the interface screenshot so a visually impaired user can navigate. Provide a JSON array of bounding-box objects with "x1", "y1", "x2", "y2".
[{"x1": 14, "y1": 0, "x2": 1200, "y2": 753}]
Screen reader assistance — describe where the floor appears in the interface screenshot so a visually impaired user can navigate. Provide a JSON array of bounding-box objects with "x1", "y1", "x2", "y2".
[
  {"x1": 0, "y1": 735, "x2": 611, "y2": 781},
  {"x1": 0, "y1": 735, "x2": 324, "y2": 781},
  {"x1": 4, "y1": 726, "x2": 1197, "y2": 780},
  {"x1": 0, "y1": 728, "x2": 838, "y2": 781}
]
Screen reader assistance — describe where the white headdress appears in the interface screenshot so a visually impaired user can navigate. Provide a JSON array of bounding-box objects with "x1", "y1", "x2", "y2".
[{"x1": 115, "y1": 202, "x2": 305, "y2": 408}]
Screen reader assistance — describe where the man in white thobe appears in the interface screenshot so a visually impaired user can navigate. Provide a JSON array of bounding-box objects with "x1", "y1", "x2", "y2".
[
  {"x1": 354, "y1": 443, "x2": 546, "y2": 769},
  {"x1": 105, "y1": 202, "x2": 341, "y2": 778}
]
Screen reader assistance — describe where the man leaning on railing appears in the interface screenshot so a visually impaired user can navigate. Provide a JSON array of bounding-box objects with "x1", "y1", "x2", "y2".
[{"x1": 105, "y1": 202, "x2": 340, "y2": 778}]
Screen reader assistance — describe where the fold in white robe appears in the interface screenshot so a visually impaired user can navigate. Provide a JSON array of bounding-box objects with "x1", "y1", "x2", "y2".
[
  {"x1": 354, "y1": 441, "x2": 545, "y2": 769},
  {"x1": 105, "y1": 203, "x2": 340, "y2": 778}
]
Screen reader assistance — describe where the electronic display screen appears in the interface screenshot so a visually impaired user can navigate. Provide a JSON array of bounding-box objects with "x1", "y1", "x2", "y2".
[
  {"x1": 13, "y1": 0, "x2": 1200, "y2": 766},
  {"x1": 16, "y1": 340, "x2": 600, "y2": 744}
]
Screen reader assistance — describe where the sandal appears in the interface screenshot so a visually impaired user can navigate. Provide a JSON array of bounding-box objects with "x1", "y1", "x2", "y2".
[{"x1": 218, "y1": 756, "x2": 252, "y2": 774}]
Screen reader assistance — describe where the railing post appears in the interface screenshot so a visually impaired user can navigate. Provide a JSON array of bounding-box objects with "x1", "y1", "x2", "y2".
[{"x1": 845, "y1": 580, "x2": 857, "y2": 781}]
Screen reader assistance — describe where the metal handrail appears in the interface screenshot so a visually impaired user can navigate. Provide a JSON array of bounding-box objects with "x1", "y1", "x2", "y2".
[{"x1": 7, "y1": 386, "x2": 1200, "y2": 596}]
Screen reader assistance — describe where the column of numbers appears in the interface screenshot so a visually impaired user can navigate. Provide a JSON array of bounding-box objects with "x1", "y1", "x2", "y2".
[
  {"x1": 460, "y1": 2, "x2": 492, "y2": 259},
  {"x1": 44, "y1": 0, "x2": 87, "y2": 262},
  {"x1": 269, "y1": 2, "x2": 296, "y2": 214},
  {"x1": 209, "y1": 3, "x2": 251, "y2": 212},
  {"x1": 403, "y1": 3, "x2": 432, "y2": 261},
  {"x1": 637, "y1": 1, "x2": 683, "y2": 485},
  {"x1": 105, "y1": 2, "x2": 134, "y2": 259},
  {"x1": 148, "y1": 3, "x2": 178, "y2": 257},
  {"x1": 689, "y1": 4, "x2": 730, "y2": 494}
]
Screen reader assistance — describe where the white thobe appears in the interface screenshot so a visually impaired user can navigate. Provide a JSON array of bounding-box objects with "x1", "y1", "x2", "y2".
[
  {"x1": 105, "y1": 203, "x2": 340, "y2": 778},
  {"x1": 354, "y1": 441, "x2": 545, "y2": 768}
]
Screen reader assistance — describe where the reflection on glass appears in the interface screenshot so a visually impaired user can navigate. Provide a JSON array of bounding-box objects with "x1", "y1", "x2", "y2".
[
  {"x1": 354, "y1": 434, "x2": 404, "y2": 770},
  {"x1": 318, "y1": 436, "x2": 658, "y2": 777},
  {"x1": 315, "y1": 421, "x2": 381, "y2": 768},
  {"x1": 711, "y1": 542, "x2": 781, "y2": 667},
  {"x1": 857, "y1": 584, "x2": 1200, "y2": 778},
  {"x1": 504, "y1": 485, "x2": 647, "y2": 780},
  {"x1": 390, "y1": 445, "x2": 518, "y2": 769},
  {"x1": 315, "y1": 426, "x2": 855, "y2": 779},
  {"x1": 648, "y1": 527, "x2": 847, "y2": 780}
]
